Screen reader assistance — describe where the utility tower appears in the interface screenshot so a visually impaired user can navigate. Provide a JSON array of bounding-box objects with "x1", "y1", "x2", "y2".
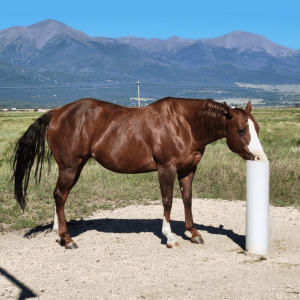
[{"x1": 136, "y1": 81, "x2": 140, "y2": 108}]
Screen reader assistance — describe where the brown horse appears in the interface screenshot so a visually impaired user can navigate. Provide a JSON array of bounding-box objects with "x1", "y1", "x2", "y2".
[{"x1": 12, "y1": 97, "x2": 267, "y2": 249}]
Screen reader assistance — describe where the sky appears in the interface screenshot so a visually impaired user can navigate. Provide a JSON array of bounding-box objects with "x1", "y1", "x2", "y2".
[{"x1": 0, "y1": 0, "x2": 300, "y2": 49}]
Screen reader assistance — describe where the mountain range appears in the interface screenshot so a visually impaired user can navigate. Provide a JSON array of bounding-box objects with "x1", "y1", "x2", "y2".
[{"x1": 1, "y1": 19, "x2": 300, "y2": 86}]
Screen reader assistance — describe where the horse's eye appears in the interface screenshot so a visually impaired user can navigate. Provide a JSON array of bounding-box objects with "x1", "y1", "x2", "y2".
[{"x1": 238, "y1": 129, "x2": 245, "y2": 135}]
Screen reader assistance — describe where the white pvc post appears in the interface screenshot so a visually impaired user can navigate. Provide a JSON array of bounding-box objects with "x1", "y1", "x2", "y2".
[{"x1": 246, "y1": 160, "x2": 269, "y2": 255}]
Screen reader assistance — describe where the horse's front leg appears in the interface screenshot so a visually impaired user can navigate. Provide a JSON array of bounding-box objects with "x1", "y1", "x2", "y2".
[
  {"x1": 158, "y1": 164, "x2": 179, "y2": 248},
  {"x1": 53, "y1": 206, "x2": 58, "y2": 233},
  {"x1": 178, "y1": 166, "x2": 204, "y2": 244}
]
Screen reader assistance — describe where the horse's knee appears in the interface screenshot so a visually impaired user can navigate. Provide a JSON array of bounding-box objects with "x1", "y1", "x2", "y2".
[{"x1": 181, "y1": 189, "x2": 192, "y2": 201}]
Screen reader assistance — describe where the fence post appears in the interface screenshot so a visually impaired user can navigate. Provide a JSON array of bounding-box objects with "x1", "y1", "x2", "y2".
[{"x1": 246, "y1": 160, "x2": 269, "y2": 255}]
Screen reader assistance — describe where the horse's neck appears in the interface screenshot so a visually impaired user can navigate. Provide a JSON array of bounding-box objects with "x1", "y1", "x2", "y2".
[
  {"x1": 172, "y1": 99, "x2": 227, "y2": 147},
  {"x1": 198, "y1": 121, "x2": 226, "y2": 146},
  {"x1": 196, "y1": 102, "x2": 227, "y2": 146}
]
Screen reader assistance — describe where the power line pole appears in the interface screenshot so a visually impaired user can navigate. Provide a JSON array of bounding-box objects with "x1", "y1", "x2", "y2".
[{"x1": 137, "y1": 81, "x2": 140, "y2": 108}]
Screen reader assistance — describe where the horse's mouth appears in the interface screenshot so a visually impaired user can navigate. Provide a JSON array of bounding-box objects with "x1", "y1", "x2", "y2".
[{"x1": 239, "y1": 150, "x2": 255, "y2": 161}]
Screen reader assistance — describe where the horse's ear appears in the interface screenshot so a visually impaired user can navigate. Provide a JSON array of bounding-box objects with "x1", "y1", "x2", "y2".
[
  {"x1": 245, "y1": 101, "x2": 252, "y2": 114},
  {"x1": 223, "y1": 103, "x2": 236, "y2": 119}
]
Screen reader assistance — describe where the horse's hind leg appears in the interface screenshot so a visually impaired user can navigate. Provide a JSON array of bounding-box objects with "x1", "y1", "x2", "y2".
[
  {"x1": 178, "y1": 167, "x2": 204, "y2": 245},
  {"x1": 53, "y1": 206, "x2": 58, "y2": 233},
  {"x1": 53, "y1": 157, "x2": 89, "y2": 249}
]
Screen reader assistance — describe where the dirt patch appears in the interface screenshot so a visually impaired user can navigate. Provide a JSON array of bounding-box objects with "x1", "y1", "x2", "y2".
[{"x1": 0, "y1": 198, "x2": 300, "y2": 299}]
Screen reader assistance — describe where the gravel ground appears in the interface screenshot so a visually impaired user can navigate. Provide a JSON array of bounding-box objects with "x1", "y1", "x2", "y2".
[{"x1": 0, "y1": 198, "x2": 300, "y2": 300}]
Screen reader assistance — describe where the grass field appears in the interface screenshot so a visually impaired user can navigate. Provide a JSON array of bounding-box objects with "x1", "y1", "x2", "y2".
[{"x1": 0, "y1": 108, "x2": 299, "y2": 230}]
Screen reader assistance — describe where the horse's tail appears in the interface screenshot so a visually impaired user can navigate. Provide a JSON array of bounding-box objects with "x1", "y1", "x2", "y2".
[{"x1": 12, "y1": 109, "x2": 58, "y2": 211}]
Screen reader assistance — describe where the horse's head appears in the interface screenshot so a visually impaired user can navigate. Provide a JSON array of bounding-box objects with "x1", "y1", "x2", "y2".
[{"x1": 224, "y1": 102, "x2": 267, "y2": 161}]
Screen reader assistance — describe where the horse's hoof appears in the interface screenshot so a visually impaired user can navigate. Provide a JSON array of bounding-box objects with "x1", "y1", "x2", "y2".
[
  {"x1": 56, "y1": 238, "x2": 65, "y2": 246},
  {"x1": 167, "y1": 241, "x2": 180, "y2": 249},
  {"x1": 191, "y1": 236, "x2": 204, "y2": 244},
  {"x1": 65, "y1": 242, "x2": 78, "y2": 249}
]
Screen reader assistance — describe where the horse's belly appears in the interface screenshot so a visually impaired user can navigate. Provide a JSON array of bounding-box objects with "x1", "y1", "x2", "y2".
[{"x1": 93, "y1": 147, "x2": 157, "y2": 174}]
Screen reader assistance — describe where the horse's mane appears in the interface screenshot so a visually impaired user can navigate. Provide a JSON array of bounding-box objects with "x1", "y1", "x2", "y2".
[{"x1": 198, "y1": 99, "x2": 228, "y2": 141}]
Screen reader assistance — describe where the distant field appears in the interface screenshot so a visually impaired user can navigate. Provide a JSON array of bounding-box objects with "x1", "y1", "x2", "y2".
[
  {"x1": 2, "y1": 83, "x2": 300, "y2": 109},
  {"x1": 0, "y1": 108, "x2": 299, "y2": 230}
]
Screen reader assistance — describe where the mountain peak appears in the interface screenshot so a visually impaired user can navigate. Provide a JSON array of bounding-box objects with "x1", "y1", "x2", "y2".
[
  {"x1": 228, "y1": 30, "x2": 254, "y2": 36},
  {"x1": 166, "y1": 36, "x2": 183, "y2": 42},
  {"x1": 28, "y1": 19, "x2": 67, "y2": 29},
  {"x1": 200, "y1": 30, "x2": 294, "y2": 56}
]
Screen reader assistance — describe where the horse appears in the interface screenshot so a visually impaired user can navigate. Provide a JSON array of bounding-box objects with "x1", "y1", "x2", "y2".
[{"x1": 12, "y1": 97, "x2": 267, "y2": 249}]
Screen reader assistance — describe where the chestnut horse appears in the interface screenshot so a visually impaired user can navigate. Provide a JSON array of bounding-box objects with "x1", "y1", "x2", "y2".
[{"x1": 12, "y1": 97, "x2": 267, "y2": 249}]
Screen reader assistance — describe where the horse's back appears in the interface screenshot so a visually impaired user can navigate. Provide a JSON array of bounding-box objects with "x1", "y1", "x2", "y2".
[{"x1": 48, "y1": 98, "x2": 158, "y2": 173}]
